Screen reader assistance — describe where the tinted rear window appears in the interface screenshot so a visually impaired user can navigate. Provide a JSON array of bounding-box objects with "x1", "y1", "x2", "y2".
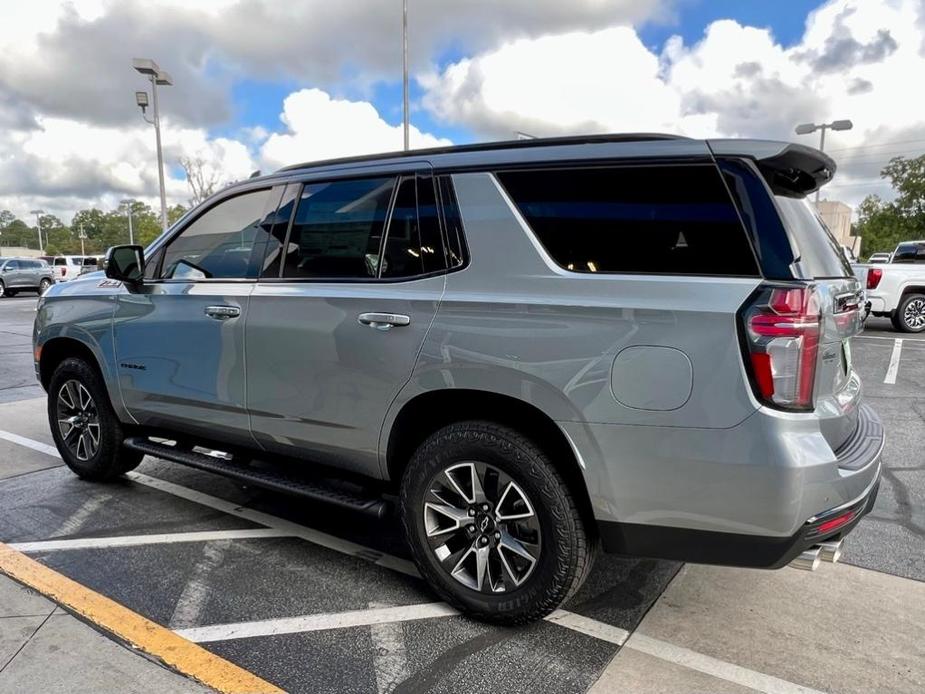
[
  {"x1": 893, "y1": 242, "x2": 925, "y2": 264},
  {"x1": 774, "y1": 197, "x2": 852, "y2": 278},
  {"x1": 496, "y1": 165, "x2": 758, "y2": 276}
]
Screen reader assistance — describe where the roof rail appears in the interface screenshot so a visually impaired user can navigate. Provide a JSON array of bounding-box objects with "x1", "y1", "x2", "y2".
[{"x1": 277, "y1": 133, "x2": 690, "y2": 173}]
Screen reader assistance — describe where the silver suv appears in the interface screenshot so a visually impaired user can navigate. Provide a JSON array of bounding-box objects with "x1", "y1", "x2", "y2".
[
  {"x1": 34, "y1": 135, "x2": 883, "y2": 624},
  {"x1": 1, "y1": 257, "x2": 54, "y2": 297}
]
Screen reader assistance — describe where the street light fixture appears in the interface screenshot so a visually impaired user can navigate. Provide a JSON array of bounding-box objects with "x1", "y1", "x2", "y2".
[
  {"x1": 794, "y1": 119, "x2": 853, "y2": 202},
  {"x1": 120, "y1": 199, "x2": 135, "y2": 245},
  {"x1": 133, "y1": 58, "x2": 172, "y2": 231},
  {"x1": 30, "y1": 209, "x2": 45, "y2": 252}
]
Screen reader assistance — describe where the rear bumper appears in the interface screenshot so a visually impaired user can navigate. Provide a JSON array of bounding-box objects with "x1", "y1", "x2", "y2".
[{"x1": 597, "y1": 468, "x2": 879, "y2": 568}]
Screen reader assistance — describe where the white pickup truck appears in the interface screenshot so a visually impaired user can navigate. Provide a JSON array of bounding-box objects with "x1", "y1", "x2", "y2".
[{"x1": 856, "y1": 240, "x2": 925, "y2": 333}]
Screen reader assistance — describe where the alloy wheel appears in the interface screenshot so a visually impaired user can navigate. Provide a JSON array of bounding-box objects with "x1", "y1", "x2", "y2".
[
  {"x1": 422, "y1": 461, "x2": 541, "y2": 594},
  {"x1": 903, "y1": 298, "x2": 925, "y2": 330},
  {"x1": 56, "y1": 380, "x2": 101, "y2": 461}
]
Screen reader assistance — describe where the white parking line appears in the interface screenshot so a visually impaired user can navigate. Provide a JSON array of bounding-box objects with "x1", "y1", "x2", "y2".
[
  {"x1": 368, "y1": 601, "x2": 412, "y2": 694},
  {"x1": 546, "y1": 609, "x2": 630, "y2": 645},
  {"x1": 175, "y1": 602, "x2": 459, "y2": 643},
  {"x1": 884, "y1": 338, "x2": 903, "y2": 384},
  {"x1": 50, "y1": 492, "x2": 113, "y2": 537},
  {"x1": 170, "y1": 539, "x2": 233, "y2": 629},
  {"x1": 0, "y1": 430, "x2": 59, "y2": 457},
  {"x1": 623, "y1": 633, "x2": 825, "y2": 694},
  {"x1": 9, "y1": 528, "x2": 292, "y2": 553}
]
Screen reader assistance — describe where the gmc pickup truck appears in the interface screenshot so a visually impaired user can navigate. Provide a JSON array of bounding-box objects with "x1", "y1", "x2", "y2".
[{"x1": 860, "y1": 240, "x2": 925, "y2": 332}]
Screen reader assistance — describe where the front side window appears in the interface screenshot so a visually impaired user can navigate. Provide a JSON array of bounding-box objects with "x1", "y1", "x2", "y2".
[
  {"x1": 283, "y1": 177, "x2": 394, "y2": 279},
  {"x1": 497, "y1": 165, "x2": 759, "y2": 276},
  {"x1": 160, "y1": 189, "x2": 275, "y2": 280}
]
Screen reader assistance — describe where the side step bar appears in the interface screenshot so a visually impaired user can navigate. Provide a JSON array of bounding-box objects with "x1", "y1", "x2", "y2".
[{"x1": 123, "y1": 437, "x2": 388, "y2": 519}]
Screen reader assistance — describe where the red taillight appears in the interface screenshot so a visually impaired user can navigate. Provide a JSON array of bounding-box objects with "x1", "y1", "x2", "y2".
[
  {"x1": 867, "y1": 268, "x2": 882, "y2": 290},
  {"x1": 740, "y1": 285, "x2": 820, "y2": 411},
  {"x1": 60, "y1": 267, "x2": 66, "y2": 277},
  {"x1": 816, "y1": 510, "x2": 855, "y2": 535}
]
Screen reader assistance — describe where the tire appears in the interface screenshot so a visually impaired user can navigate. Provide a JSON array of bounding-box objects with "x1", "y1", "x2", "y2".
[
  {"x1": 47, "y1": 357, "x2": 143, "y2": 481},
  {"x1": 0, "y1": 280, "x2": 5, "y2": 298},
  {"x1": 400, "y1": 421, "x2": 594, "y2": 625},
  {"x1": 39, "y1": 278, "x2": 52, "y2": 295},
  {"x1": 891, "y1": 293, "x2": 925, "y2": 333}
]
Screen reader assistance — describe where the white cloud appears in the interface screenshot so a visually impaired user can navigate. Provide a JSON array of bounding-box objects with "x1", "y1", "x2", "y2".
[
  {"x1": 423, "y1": 0, "x2": 925, "y2": 207},
  {"x1": 260, "y1": 89, "x2": 450, "y2": 170}
]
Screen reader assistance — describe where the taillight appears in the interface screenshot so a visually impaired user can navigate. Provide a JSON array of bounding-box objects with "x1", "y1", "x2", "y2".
[
  {"x1": 60, "y1": 267, "x2": 66, "y2": 277},
  {"x1": 867, "y1": 268, "x2": 882, "y2": 290},
  {"x1": 740, "y1": 285, "x2": 821, "y2": 411}
]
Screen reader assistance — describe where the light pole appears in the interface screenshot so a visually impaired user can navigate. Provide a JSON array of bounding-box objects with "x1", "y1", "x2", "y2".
[
  {"x1": 30, "y1": 209, "x2": 45, "y2": 252},
  {"x1": 402, "y1": 0, "x2": 409, "y2": 151},
  {"x1": 120, "y1": 199, "x2": 135, "y2": 245},
  {"x1": 133, "y1": 58, "x2": 172, "y2": 231},
  {"x1": 794, "y1": 119, "x2": 853, "y2": 203},
  {"x1": 78, "y1": 224, "x2": 87, "y2": 256}
]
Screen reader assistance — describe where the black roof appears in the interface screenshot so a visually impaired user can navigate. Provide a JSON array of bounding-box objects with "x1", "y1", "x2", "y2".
[{"x1": 277, "y1": 133, "x2": 690, "y2": 173}]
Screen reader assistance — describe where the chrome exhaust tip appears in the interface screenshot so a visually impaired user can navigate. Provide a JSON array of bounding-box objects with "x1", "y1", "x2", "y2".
[
  {"x1": 790, "y1": 547, "x2": 821, "y2": 571},
  {"x1": 818, "y1": 540, "x2": 843, "y2": 563}
]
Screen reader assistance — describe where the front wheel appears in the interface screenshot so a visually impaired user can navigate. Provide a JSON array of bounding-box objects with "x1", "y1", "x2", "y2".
[
  {"x1": 39, "y1": 278, "x2": 52, "y2": 295},
  {"x1": 400, "y1": 421, "x2": 594, "y2": 625},
  {"x1": 892, "y1": 293, "x2": 925, "y2": 333},
  {"x1": 48, "y1": 357, "x2": 143, "y2": 481}
]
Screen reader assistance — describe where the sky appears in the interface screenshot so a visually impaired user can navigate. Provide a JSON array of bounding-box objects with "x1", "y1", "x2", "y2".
[{"x1": 1, "y1": 0, "x2": 924, "y2": 223}]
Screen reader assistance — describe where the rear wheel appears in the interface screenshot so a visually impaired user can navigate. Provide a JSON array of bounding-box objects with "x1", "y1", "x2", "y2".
[
  {"x1": 0, "y1": 280, "x2": 5, "y2": 298},
  {"x1": 48, "y1": 357, "x2": 143, "y2": 481},
  {"x1": 400, "y1": 421, "x2": 593, "y2": 625},
  {"x1": 892, "y1": 293, "x2": 925, "y2": 333}
]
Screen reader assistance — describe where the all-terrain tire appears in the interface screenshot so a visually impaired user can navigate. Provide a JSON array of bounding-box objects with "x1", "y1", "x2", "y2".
[
  {"x1": 400, "y1": 420, "x2": 594, "y2": 625},
  {"x1": 47, "y1": 357, "x2": 143, "y2": 481}
]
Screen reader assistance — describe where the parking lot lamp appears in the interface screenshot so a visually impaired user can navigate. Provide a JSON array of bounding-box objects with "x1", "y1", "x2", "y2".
[
  {"x1": 133, "y1": 58, "x2": 172, "y2": 231},
  {"x1": 30, "y1": 209, "x2": 45, "y2": 252},
  {"x1": 120, "y1": 199, "x2": 135, "y2": 245},
  {"x1": 794, "y1": 119, "x2": 853, "y2": 203}
]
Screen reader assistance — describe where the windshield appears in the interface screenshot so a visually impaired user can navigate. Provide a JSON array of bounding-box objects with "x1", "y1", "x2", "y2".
[{"x1": 774, "y1": 196, "x2": 852, "y2": 278}]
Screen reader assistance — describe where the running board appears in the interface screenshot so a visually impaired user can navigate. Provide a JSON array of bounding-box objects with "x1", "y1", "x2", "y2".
[{"x1": 123, "y1": 437, "x2": 388, "y2": 519}]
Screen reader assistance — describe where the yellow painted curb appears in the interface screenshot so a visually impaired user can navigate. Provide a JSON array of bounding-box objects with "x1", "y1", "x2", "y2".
[{"x1": 0, "y1": 542, "x2": 283, "y2": 693}]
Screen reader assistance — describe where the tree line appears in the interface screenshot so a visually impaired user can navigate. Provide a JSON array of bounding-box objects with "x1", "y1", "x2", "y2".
[
  {"x1": 856, "y1": 154, "x2": 925, "y2": 258},
  {"x1": 0, "y1": 202, "x2": 187, "y2": 256}
]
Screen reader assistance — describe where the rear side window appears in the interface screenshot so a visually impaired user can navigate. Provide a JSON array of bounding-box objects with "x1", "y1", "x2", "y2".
[
  {"x1": 283, "y1": 177, "x2": 394, "y2": 279},
  {"x1": 496, "y1": 165, "x2": 758, "y2": 276},
  {"x1": 438, "y1": 175, "x2": 466, "y2": 269},
  {"x1": 774, "y1": 197, "x2": 852, "y2": 278},
  {"x1": 380, "y1": 176, "x2": 446, "y2": 278}
]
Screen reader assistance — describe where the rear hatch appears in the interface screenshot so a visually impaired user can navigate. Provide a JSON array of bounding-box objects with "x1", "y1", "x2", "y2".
[
  {"x1": 712, "y1": 140, "x2": 863, "y2": 454},
  {"x1": 774, "y1": 195, "x2": 863, "y2": 452}
]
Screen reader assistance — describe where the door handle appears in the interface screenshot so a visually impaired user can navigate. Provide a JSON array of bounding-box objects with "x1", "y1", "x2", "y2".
[
  {"x1": 205, "y1": 305, "x2": 241, "y2": 320},
  {"x1": 358, "y1": 312, "x2": 411, "y2": 331}
]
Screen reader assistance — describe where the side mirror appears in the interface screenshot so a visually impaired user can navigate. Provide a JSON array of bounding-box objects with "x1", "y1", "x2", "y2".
[{"x1": 105, "y1": 245, "x2": 145, "y2": 283}]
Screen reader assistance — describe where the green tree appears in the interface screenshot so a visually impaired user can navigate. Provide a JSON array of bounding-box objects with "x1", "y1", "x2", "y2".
[{"x1": 857, "y1": 154, "x2": 925, "y2": 257}]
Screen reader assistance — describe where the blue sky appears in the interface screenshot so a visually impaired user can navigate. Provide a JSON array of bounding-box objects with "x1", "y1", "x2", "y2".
[{"x1": 219, "y1": 0, "x2": 827, "y2": 146}]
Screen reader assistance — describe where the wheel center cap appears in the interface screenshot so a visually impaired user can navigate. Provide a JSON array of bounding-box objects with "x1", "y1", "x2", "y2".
[{"x1": 476, "y1": 514, "x2": 495, "y2": 534}]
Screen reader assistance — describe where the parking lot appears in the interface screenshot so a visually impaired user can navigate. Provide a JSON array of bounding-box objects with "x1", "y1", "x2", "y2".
[{"x1": 1, "y1": 294, "x2": 923, "y2": 693}]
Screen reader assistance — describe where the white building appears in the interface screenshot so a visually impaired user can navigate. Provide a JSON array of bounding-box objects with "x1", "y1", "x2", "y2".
[{"x1": 816, "y1": 200, "x2": 860, "y2": 258}]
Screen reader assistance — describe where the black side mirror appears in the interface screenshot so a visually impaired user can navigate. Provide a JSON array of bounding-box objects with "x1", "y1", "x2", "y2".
[{"x1": 105, "y1": 245, "x2": 145, "y2": 283}]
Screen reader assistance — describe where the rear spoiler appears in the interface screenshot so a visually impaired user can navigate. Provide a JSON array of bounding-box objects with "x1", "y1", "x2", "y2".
[{"x1": 707, "y1": 139, "x2": 836, "y2": 197}]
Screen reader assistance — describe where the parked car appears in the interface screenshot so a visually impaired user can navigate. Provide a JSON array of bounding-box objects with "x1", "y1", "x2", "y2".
[
  {"x1": 867, "y1": 252, "x2": 891, "y2": 264},
  {"x1": 0, "y1": 257, "x2": 54, "y2": 297},
  {"x1": 49, "y1": 255, "x2": 86, "y2": 282},
  {"x1": 33, "y1": 135, "x2": 882, "y2": 624},
  {"x1": 862, "y1": 240, "x2": 925, "y2": 332},
  {"x1": 78, "y1": 256, "x2": 104, "y2": 275}
]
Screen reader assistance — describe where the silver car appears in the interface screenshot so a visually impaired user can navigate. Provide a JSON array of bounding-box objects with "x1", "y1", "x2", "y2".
[
  {"x1": 0, "y1": 257, "x2": 54, "y2": 297},
  {"x1": 33, "y1": 135, "x2": 882, "y2": 623}
]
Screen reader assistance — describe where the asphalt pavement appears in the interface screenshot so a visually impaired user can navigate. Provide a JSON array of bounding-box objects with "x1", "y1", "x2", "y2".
[{"x1": 0, "y1": 294, "x2": 923, "y2": 693}]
